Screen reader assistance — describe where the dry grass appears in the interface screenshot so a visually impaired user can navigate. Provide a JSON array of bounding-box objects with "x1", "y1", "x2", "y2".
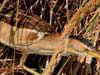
[{"x1": 0, "y1": 0, "x2": 100, "y2": 75}]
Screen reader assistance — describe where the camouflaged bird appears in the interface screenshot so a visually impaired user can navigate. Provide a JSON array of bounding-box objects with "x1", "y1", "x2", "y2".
[
  {"x1": 1, "y1": 14, "x2": 100, "y2": 75},
  {"x1": 0, "y1": 9, "x2": 100, "y2": 58},
  {"x1": 0, "y1": 20, "x2": 100, "y2": 58}
]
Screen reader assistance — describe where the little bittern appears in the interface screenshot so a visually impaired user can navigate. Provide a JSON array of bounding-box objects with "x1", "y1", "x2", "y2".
[
  {"x1": 0, "y1": 20, "x2": 100, "y2": 56},
  {"x1": 0, "y1": 21, "x2": 100, "y2": 74}
]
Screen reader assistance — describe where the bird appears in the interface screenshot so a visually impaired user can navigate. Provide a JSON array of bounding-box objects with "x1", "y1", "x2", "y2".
[
  {"x1": 0, "y1": 14, "x2": 100, "y2": 74},
  {"x1": 0, "y1": 20, "x2": 100, "y2": 57}
]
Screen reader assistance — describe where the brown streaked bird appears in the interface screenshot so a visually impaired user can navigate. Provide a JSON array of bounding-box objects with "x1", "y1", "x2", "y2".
[
  {"x1": 0, "y1": 21, "x2": 100, "y2": 57},
  {"x1": 0, "y1": 20, "x2": 100, "y2": 74},
  {"x1": 0, "y1": 20, "x2": 100, "y2": 75}
]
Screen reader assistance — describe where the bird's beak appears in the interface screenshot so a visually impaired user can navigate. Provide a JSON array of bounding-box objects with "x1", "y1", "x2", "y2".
[
  {"x1": 65, "y1": 47, "x2": 100, "y2": 59},
  {"x1": 86, "y1": 50, "x2": 100, "y2": 59}
]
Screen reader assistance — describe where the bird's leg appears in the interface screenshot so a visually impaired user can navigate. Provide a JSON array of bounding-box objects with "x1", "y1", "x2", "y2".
[
  {"x1": 19, "y1": 53, "x2": 28, "y2": 67},
  {"x1": 18, "y1": 50, "x2": 40, "y2": 75}
]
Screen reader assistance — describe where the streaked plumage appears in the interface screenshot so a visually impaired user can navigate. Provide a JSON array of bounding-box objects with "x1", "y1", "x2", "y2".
[{"x1": 0, "y1": 21, "x2": 99, "y2": 58}]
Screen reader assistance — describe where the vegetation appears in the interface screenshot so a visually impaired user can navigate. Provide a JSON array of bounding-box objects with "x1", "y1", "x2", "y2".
[{"x1": 0, "y1": 0, "x2": 100, "y2": 75}]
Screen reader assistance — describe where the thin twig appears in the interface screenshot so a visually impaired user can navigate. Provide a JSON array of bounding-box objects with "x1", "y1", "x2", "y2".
[{"x1": 0, "y1": 0, "x2": 7, "y2": 12}]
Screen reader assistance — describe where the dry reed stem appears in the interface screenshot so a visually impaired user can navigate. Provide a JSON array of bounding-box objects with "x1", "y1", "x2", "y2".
[
  {"x1": 78, "y1": 7, "x2": 100, "y2": 35},
  {"x1": 42, "y1": 50, "x2": 62, "y2": 75},
  {"x1": 61, "y1": 0, "x2": 100, "y2": 38},
  {"x1": 0, "y1": 0, "x2": 7, "y2": 12}
]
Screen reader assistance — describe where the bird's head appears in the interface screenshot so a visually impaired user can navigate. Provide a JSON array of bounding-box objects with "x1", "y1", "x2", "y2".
[{"x1": 64, "y1": 35, "x2": 100, "y2": 59}]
